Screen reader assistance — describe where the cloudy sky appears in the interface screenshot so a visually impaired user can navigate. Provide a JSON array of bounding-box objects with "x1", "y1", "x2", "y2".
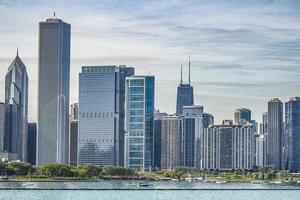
[{"x1": 0, "y1": 0, "x2": 300, "y2": 124}]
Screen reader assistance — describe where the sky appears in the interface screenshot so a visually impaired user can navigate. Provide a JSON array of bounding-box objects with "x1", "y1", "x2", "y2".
[{"x1": 0, "y1": 0, "x2": 300, "y2": 124}]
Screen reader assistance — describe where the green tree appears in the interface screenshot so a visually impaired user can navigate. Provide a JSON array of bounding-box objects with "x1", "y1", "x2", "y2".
[
  {"x1": 37, "y1": 163, "x2": 74, "y2": 177},
  {"x1": 8, "y1": 162, "x2": 34, "y2": 176},
  {"x1": 76, "y1": 164, "x2": 100, "y2": 178},
  {"x1": 100, "y1": 166, "x2": 136, "y2": 177}
]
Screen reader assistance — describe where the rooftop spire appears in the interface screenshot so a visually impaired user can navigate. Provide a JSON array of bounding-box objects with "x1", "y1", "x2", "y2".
[
  {"x1": 180, "y1": 64, "x2": 183, "y2": 84},
  {"x1": 54, "y1": 11, "x2": 56, "y2": 18},
  {"x1": 16, "y1": 46, "x2": 19, "y2": 57},
  {"x1": 188, "y1": 54, "x2": 191, "y2": 85}
]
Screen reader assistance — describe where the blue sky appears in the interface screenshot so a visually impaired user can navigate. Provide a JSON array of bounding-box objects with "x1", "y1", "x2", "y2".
[{"x1": 0, "y1": 0, "x2": 300, "y2": 124}]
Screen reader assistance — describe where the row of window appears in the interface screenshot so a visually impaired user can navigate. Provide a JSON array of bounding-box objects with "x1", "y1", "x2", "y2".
[{"x1": 80, "y1": 112, "x2": 115, "y2": 118}]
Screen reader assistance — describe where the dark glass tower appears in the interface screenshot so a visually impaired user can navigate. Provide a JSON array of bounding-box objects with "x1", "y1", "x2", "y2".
[
  {"x1": 176, "y1": 58, "x2": 194, "y2": 116},
  {"x1": 27, "y1": 123, "x2": 37, "y2": 165},
  {"x1": 4, "y1": 51, "x2": 28, "y2": 161},
  {"x1": 284, "y1": 97, "x2": 300, "y2": 171}
]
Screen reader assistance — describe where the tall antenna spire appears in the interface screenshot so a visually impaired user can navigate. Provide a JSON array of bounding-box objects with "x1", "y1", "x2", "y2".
[
  {"x1": 188, "y1": 54, "x2": 191, "y2": 85},
  {"x1": 180, "y1": 64, "x2": 183, "y2": 84},
  {"x1": 54, "y1": 11, "x2": 56, "y2": 18},
  {"x1": 16, "y1": 46, "x2": 19, "y2": 57}
]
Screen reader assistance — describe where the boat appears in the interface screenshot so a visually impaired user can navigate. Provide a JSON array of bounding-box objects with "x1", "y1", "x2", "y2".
[
  {"x1": 216, "y1": 181, "x2": 227, "y2": 184},
  {"x1": 137, "y1": 183, "x2": 151, "y2": 187}
]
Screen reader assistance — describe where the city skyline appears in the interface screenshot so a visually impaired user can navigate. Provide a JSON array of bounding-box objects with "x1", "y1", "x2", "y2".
[{"x1": 0, "y1": 0, "x2": 300, "y2": 124}]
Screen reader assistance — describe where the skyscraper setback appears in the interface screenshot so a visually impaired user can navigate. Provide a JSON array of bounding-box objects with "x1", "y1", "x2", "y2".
[
  {"x1": 267, "y1": 98, "x2": 283, "y2": 170},
  {"x1": 37, "y1": 17, "x2": 71, "y2": 164},
  {"x1": 78, "y1": 66, "x2": 134, "y2": 166},
  {"x1": 176, "y1": 57, "x2": 194, "y2": 116},
  {"x1": 4, "y1": 52, "x2": 28, "y2": 161}
]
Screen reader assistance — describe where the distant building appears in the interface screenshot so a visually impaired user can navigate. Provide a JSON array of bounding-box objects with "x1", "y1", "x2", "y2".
[
  {"x1": 153, "y1": 109, "x2": 168, "y2": 169},
  {"x1": 124, "y1": 76, "x2": 155, "y2": 171},
  {"x1": 78, "y1": 66, "x2": 134, "y2": 166},
  {"x1": 161, "y1": 115, "x2": 183, "y2": 170},
  {"x1": 222, "y1": 120, "x2": 233, "y2": 126},
  {"x1": 182, "y1": 105, "x2": 203, "y2": 169},
  {"x1": 284, "y1": 97, "x2": 300, "y2": 171},
  {"x1": 203, "y1": 113, "x2": 214, "y2": 128},
  {"x1": 4, "y1": 52, "x2": 28, "y2": 161},
  {"x1": 0, "y1": 103, "x2": 4, "y2": 152},
  {"x1": 70, "y1": 103, "x2": 79, "y2": 121},
  {"x1": 267, "y1": 98, "x2": 283, "y2": 170},
  {"x1": 256, "y1": 134, "x2": 266, "y2": 167},
  {"x1": 176, "y1": 60, "x2": 194, "y2": 116},
  {"x1": 234, "y1": 108, "x2": 251, "y2": 125},
  {"x1": 27, "y1": 123, "x2": 37, "y2": 165},
  {"x1": 202, "y1": 125, "x2": 255, "y2": 170},
  {"x1": 37, "y1": 17, "x2": 71, "y2": 164}
]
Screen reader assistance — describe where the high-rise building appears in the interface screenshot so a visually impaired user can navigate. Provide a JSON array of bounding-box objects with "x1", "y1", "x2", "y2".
[
  {"x1": 255, "y1": 134, "x2": 266, "y2": 167},
  {"x1": 27, "y1": 123, "x2": 37, "y2": 165},
  {"x1": 182, "y1": 105, "x2": 203, "y2": 169},
  {"x1": 176, "y1": 58, "x2": 194, "y2": 116},
  {"x1": 222, "y1": 120, "x2": 233, "y2": 125},
  {"x1": 37, "y1": 17, "x2": 71, "y2": 164},
  {"x1": 203, "y1": 113, "x2": 214, "y2": 128},
  {"x1": 202, "y1": 125, "x2": 255, "y2": 170},
  {"x1": 153, "y1": 109, "x2": 167, "y2": 169},
  {"x1": 161, "y1": 115, "x2": 183, "y2": 170},
  {"x1": 124, "y1": 76, "x2": 155, "y2": 171},
  {"x1": 234, "y1": 108, "x2": 251, "y2": 125},
  {"x1": 4, "y1": 52, "x2": 28, "y2": 161},
  {"x1": 266, "y1": 98, "x2": 283, "y2": 170},
  {"x1": 284, "y1": 97, "x2": 300, "y2": 171},
  {"x1": 0, "y1": 102, "x2": 5, "y2": 152},
  {"x1": 78, "y1": 66, "x2": 134, "y2": 166},
  {"x1": 69, "y1": 103, "x2": 78, "y2": 165}
]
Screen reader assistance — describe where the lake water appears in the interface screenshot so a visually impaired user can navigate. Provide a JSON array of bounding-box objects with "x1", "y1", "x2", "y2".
[{"x1": 0, "y1": 181, "x2": 299, "y2": 200}]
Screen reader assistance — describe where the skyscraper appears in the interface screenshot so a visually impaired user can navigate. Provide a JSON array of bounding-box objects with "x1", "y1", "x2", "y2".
[
  {"x1": 69, "y1": 103, "x2": 78, "y2": 165},
  {"x1": 161, "y1": 115, "x2": 182, "y2": 170},
  {"x1": 27, "y1": 123, "x2": 37, "y2": 165},
  {"x1": 182, "y1": 105, "x2": 203, "y2": 169},
  {"x1": 176, "y1": 58, "x2": 194, "y2": 116},
  {"x1": 4, "y1": 52, "x2": 28, "y2": 161},
  {"x1": 0, "y1": 103, "x2": 5, "y2": 152},
  {"x1": 153, "y1": 109, "x2": 167, "y2": 169},
  {"x1": 202, "y1": 125, "x2": 254, "y2": 170},
  {"x1": 284, "y1": 97, "x2": 300, "y2": 171},
  {"x1": 267, "y1": 98, "x2": 283, "y2": 170},
  {"x1": 234, "y1": 108, "x2": 251, "y2": 125},
  {"x1": 124, "y1": 76, "x2": 155, "y2": 171},
  {"x1": 203, "y1": 113, "x2": 214, "y2": 128},
  {"x1": 37, "y1": 17, "x2": 71, "y2": 164},
  {"x1": 78, "y1": 66, "x2": 134, "y2": 166}
]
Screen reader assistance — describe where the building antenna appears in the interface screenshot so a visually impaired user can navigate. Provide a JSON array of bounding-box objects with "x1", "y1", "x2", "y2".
[
  {"x1": 16, "y1": 46, "x2": 19, "y2": 57},
  {"x1": 188, "y1": 54, "x2": 191, "y2": 85},
  {"x1": 54, "y1": 11, "x2": 56, "y2": 18},
  {"x1": 180, "y1": 64, "x2": 183, "y2": 84}
]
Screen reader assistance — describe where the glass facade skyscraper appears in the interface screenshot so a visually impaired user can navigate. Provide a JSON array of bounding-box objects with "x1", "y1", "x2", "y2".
[
  {"x1": 27, "y1": 123, "x2": 37, "y2": 165},
  {"x1": 234, "y1": 108, "x2": 251, "y2": 125},
  {"x1": 124, "y1": 76, "x2": 155, "y2": 171},
  {"x1": 203, "y1": 113, "x2": 214, "y2": 128},
  {"x1": 37, "y1": 17, "x2": 71, "y2": 164},
  {"x1": 284, "y1": 97, "x2": 300, "y2": 171},
  {"x1": 267, "y1": 98, "x2": 283, "y2": 170},
  {"x1": 0, "y1": 102, "x2": 5, "y2": 152},
  {"x1": 4, "y1": 53, "x2": 28, "y2": 161},
  {"x1": 78, "y1": 66, "x2": 134, "y2": 166},
  {"x1": 182, "y1": 105, "x2": 203, "y2": 169}
]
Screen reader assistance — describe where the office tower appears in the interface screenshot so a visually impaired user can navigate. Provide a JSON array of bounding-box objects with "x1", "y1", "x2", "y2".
[
  {"x1": 222, "y1": 120, "x2": 233, "y2": 125},
  {"x1": 27, "y1": 123, "x2": 37, "y2": 165},
  {"x1": 176, "y1": 58, "x2": 194, "y2": 116},
  {"x1": 70, "y1": 103, "x2": 79, "y2": 121},
  {"x1": 124, "y1": 76, "x2": 155, "y2": 171},
  {"x1": 153, "y1": 109, "x2": 167, "y2": 169},
  {"x1": 78, "y1": 66, "x2": 134, "y2": 166},
  {"x1": 161, "y1": 115, "x2": 183, "y2": 170},
  {"x1": 255, "y1": 134, "x2": 266, "y2": 167},
  {"x1": 202, "y1": 125, "x2": 254, "y2": 170},
  {"x1": 203, "y1": 113, "x2": 214, "y2": 128},
  {"x1": 37, "y1": 17, "x2": 71, "y2": 164},
  {"x1": 262, "y1": 112, "x2": 268, "y2": 135},
  {"x1": 234, "y1": 108, "x2": 251, "y2": 125},
  {"x1": 182, "y1": 105, "x2": 203, "y2": 169},
  {"x1": 284, "y1": 97, "x2": 300, "y2": 171},
  {"x1": 267, "y1": 98, "x2": 283, "y2": 170},
  {"x1": 4, "y1": 52, "x2": 28, "y2": 161},
  {"x1": 69, "y1": 103, "x2": 78, "y2": 165},
  {"x1": 0, "y1": 103, "x2": 4, "y2": 152}
]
